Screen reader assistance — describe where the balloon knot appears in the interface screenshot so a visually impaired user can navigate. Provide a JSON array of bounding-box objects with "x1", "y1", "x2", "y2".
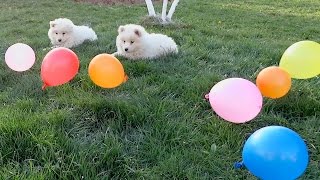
[
  {"x1": 204, "y1": 93, "x2": 209, "y2": 100},
  {"x1": 123, "y1": 74, "x2": 129, "y2": 83},
  {"x1": 234, "y1": 161, "x2": 244, "y2": 169},
  {"x1": 42, "y1": 84, "x2": 47, "y2": 90}
]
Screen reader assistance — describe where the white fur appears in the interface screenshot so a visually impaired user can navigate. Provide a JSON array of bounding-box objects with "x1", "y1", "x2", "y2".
[
  {"x1": 48, "y1": 18, "x2": 97, "y2": 48},
  {"x1": 113, "y1": 24, "x2": 178, "y2": 60}
]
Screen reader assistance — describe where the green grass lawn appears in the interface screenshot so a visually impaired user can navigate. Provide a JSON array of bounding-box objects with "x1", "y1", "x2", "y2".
[{"x1": 0, "y1": 0, "x2": 319, "y2": 179}]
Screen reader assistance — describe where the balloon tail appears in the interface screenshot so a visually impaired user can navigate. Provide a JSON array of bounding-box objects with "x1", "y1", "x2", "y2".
[
  {"x1": 42, "y1": 84, "x2": 47, "y2": 91},
  {"x1": 234, "y1": 161, "x2": 244, "y2": 169},
  {"x1": 123, "y1": 74, "x2": 129, "y2": 83},
  {"x1": 204, "y1": 93, "x2": 209, "y2": 100}
]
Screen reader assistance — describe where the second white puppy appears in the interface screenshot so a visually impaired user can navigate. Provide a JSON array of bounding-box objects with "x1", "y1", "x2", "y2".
[
  {"x1": 113, "y1": 24, "x2": 178, "y2": 60},
  {"x1": 48, "y1": 18, "x2": 97, "y2": 48}
]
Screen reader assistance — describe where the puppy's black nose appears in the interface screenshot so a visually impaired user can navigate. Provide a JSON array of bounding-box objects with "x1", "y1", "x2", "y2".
[
  {"x1": 58, "y1": 39, "x2": 62, "y2": 42},
  {"x1": 125, "y1": 48, "x2": 128, "y2": 52}
]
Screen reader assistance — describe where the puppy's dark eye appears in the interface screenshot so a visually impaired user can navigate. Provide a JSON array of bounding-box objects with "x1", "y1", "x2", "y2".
[
  {"x1": 123, "y1": 40, "x2": 126, "y2": 43},
  {"x1": 62, "y1": 33, "x2": 65, "y2": 35},
  {"x1": 131, "y1": 41, "x2": 134, "y2": 44},
  {"x1": 55, "y1": 33, "x2": 58, "y2": 35}
]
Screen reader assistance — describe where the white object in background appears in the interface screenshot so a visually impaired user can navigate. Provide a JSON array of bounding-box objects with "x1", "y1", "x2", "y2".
[
  {"x1": 145, "y1": 0, "x2": 156, "y2": 16},
  {"x1": 167, "y1": 0, "x2": 180, "y2": 21},
  {"x1": 161, "y1": 0, "x2": 168, "y2": 21}
]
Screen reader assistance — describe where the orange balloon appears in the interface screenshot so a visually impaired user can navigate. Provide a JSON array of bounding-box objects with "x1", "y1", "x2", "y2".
[
  {"x1": 88, "y1": 54, "x2": 128, "y2": 88},
  {"x1": 256, "y1": 66, "x2": 291, "y2": 99},
  {"x1": 41, "y1": 47, "x2": 80, "y2": 90}
]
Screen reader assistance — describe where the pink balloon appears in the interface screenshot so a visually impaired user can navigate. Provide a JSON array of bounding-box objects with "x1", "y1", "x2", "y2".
[
  {"x1": 207, "y1": 78, "x2": 263, "y2": 123},
  {"x1": 5, "y1": 43, "x2": 36, "y2": 72}
]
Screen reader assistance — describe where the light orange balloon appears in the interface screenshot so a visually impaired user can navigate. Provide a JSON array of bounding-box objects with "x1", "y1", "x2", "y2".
[
  {"x1": 88, "y1": 54, "x2": 128, "y2": 88},
  {"x1": 256, "y1": 66, "x2": 291, "y2": 99}
]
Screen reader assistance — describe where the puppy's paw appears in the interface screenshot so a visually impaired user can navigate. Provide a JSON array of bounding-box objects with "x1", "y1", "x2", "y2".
[
  {"x1": 42, "y1": 47, "x2": 49, "y2": 51},
  {"x1": 42, "y1": 46, "x2": 54, "y2": 51},
  {"x1": 112, "y1": 52, "x2": 121, "y2": 56}
]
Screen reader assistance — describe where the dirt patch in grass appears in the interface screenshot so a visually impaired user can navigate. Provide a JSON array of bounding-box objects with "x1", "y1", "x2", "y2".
[{"x1": 74, "y1": 0, "x2": 161, "y2": 5}]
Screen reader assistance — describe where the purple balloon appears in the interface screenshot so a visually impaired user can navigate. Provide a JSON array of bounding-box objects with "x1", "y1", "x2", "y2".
[
  {"x1": 5, "y1": 43, "x2": 35, "y2": 72},
  {"x1": 207, "y1": 78, "x2": 263, "y2": 123}
]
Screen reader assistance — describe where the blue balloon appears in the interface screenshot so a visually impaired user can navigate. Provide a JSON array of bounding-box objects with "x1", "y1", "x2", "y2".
[{"x1": 242, "y1": 126, "x2": 309, "y2": 180}]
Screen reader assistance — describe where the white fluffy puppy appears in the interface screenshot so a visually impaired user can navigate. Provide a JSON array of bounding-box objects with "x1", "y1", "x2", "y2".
[
  {"x1": 113, "y1": 24, "x2": 178, "y2": 60},
  {"x1": 48, "y1": 18, "x2": 97, "y2": 48}
]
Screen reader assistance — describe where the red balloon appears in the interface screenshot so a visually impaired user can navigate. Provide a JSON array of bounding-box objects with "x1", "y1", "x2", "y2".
[{"x1": 41, "y1": 47, "x2": 79, "y2": 90}]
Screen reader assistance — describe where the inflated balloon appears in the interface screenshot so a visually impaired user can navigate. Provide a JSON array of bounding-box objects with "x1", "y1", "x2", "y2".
[
  {"x1": 41, "y1": 47, "x2": 79, "y2": 90},
  {"x1": 88, "y1": 54, "x2": 128, "y2": 88},
  {"x1": 5, "y1": 43, "x2": 35, "y2": 72},
  {"x1": 206, "y1": 78, "x2": 263, "y2": 123},
  {"x1": 279, "y1": 40, "x2": 320, "y2": 79},
  {"x1": 242, "y1": 126, "x2": 309, "y2": 180},
  {"x1": 256, "y1": 66, "x2": 291, "y2": 99}
]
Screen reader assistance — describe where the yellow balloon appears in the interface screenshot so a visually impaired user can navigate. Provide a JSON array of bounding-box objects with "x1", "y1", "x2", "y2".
[
  {"x1": 88, "y1": 54, "x2": 128, "y2": 88},
  {"x1": 279, "y1": 40, "x2": 320, "y2": 79}
]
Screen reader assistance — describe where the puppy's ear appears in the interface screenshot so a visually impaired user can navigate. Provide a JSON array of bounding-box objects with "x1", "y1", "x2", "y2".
[
  {"x1": 134, "y1": 29, "x2": 141, "y2": 37},
  {"x1": 50, "y1": 21, "x2": 56, "y2": 28},
  {"x1": 118, "y1": 26, "x2": 125, "y2": 33}
]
